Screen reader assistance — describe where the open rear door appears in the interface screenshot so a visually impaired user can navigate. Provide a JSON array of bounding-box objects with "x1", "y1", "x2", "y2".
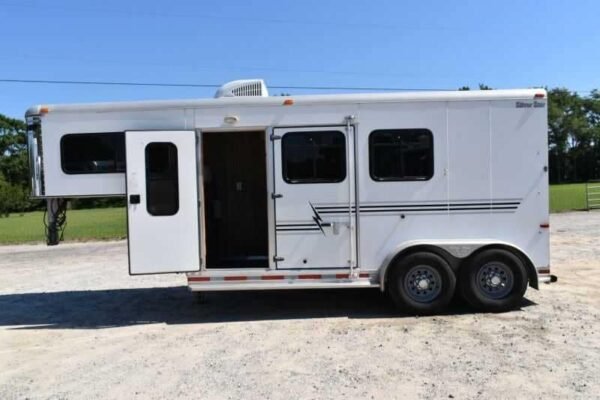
[{"x1": 126, "y1": 130, "x2": 201, "y2": 274}]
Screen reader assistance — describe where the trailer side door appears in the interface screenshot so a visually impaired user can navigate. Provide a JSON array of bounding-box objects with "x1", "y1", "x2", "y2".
[
  {"x1": 272, "y1": 125, "x2": 356, "y2": 269},
  {"x1": 125, "y1": 130, "x2": 201, "y2": 274}
]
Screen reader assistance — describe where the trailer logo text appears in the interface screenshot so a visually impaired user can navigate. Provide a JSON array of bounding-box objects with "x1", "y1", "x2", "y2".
[{"x1": 516, "y1": 101, "x2": 545, "y2": 108}]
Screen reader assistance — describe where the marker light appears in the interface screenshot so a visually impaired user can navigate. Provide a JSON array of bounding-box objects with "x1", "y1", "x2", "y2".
[
  {"x1": 223, "y1": 115, "x2": 239, "y2": 124},
  {"x1": 282, "y1": 99, "x2": 294, "y2": 106}
]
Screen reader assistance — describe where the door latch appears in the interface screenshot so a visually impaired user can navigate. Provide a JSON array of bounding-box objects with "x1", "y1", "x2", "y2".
[
  {"x1": 271, "y1": 193, "x2": 283, "y2": 199},
  {"x1": 273, "y1": 256, "x2": 284, "y2": 262},
  {"x1": 129, "y1": 194, "x2": 141, "y2": 204}
]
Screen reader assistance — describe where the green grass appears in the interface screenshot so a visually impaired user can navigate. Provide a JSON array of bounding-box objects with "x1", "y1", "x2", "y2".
[
  {"x1": 0, "y1": 207, "x2": 126, "y2": 244},
  {"x1": 549, "y1": 183, "x2": 587, "y2": 213}
]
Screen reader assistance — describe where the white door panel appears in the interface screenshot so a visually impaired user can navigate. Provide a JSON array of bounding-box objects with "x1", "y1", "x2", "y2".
[
  {"x1": 126, "y1": 130, "x2": 200, "y2": 274},
  {"x1": 273, "y1": 126, "x2": 355, "y2": 269}
]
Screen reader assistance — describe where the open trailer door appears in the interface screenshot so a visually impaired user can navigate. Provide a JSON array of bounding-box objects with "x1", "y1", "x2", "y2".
[{"x1": 125, "y1": 130, "x2": 201, "y2": 274}]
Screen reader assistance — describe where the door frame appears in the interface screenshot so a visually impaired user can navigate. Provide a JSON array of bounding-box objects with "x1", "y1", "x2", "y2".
[{"x1": 197, "y1": 127, "x2": 275, "y2": 271}]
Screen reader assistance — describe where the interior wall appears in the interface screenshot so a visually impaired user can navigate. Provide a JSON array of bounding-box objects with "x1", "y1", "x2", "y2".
[{"x1": 202, "y1": 131, "x2": 268, "y2": 268}]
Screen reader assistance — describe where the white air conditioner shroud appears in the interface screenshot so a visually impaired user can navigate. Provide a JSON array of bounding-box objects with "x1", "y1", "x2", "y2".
[{"x1": 214, "y1": 79, "x2": 269, "y2": 98}]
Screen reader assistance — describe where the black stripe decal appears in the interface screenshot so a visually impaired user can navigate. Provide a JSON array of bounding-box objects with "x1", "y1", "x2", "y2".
[
  {"x1": 315, "y1": 209, "x2": 518, "y2": 213},
  {"x1": 277, "y1": 224, "x2": 319, "y2": 227},
  {"x1": 359, "y1": 207, "x2": 518, "y2": 213},
  {"x1": 277, "y1": 228, "x2": 321, "y2": 232},
  {"x1": 315, "y1": 202, "x2": 520, "y2": 210},
  {"x1": 277, "y1": 201, "x2": 521, "y2": 233},
  {"x1": 362, "y1": 202, "x2": 520, "y2": 208},
  {"x1": 318, "y1": 206, "x2": 518, "y2": 214}
]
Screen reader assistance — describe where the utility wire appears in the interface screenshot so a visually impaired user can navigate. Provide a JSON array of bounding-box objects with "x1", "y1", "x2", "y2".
[
  {"x1": 0, "y1": 78, "x2": 592, "y2": 94},
  {"x1": 0, "y1": 78, "x2": 450, "y2": 92}
]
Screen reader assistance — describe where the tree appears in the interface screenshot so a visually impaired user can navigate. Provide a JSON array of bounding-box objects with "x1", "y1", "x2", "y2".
[
  {"x1": 0, "y1": 114, "x2": 37, "y2": 215},
  {"x1": 547, "y1": 89, "x2": 587, "y2": 182},
  {"x1": 458, "y1": 84, "x2": 492, "y2": 90},
  {"x1": 0, "y1": 114, "x2": 27, "y2": 185}
]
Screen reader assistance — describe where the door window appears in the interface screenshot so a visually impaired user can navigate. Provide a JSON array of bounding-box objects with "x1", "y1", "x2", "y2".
[
  {"x1": 145, "y1": 142, "x2": 179, "y2": 216},
  {"x1": 281, "y1": 130, "x2": 346, "y2": 184}
]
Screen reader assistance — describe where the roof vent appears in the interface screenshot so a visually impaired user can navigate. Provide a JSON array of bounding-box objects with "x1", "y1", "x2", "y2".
[{"x1": 214, "y1": 79, "x2": 269, "y2": 98}]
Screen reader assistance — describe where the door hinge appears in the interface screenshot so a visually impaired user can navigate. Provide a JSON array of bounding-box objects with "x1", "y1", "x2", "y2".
[
  {"x1": 270, "y1": 134, "x2": 282, "y2": 141},
  {"x1": 273, "y1": 256, "x2": 285, "y2": 262},
  {"x1": 271, "y1": 193, "x2": 283, "y2": 199}
]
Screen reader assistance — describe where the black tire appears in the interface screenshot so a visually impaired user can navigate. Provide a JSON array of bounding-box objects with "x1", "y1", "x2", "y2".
[
  {"x1": 193, "y1": 292, "x2": 207, "y2": 304},
  {"x1": 387, "y1": 252, "x2": 456, "y2": 315},
  {"x1": 459, "y1": 248, "x2": 528, "y2": 312}
]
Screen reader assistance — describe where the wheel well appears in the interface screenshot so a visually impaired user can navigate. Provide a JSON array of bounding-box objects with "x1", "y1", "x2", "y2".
[{"x1": 381, "y1": 244, "x2": 538, "y2": 290}]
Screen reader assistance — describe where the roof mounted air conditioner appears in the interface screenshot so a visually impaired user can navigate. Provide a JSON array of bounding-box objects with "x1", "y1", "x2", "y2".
[{"x1": 214, "y1": 79, "x2": 269, "y2": 98}]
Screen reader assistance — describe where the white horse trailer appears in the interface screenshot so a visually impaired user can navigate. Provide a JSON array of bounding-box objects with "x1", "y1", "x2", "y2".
[{"x1": 26, "y1": 79, "x2": 555, "y2": 314}]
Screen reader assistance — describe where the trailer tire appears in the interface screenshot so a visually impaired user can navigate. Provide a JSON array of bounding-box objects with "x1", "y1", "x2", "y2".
[
  {"x1": 193, "y1": 292, "x2": 207, "y2": 304},
  {"x1": 387, "y1": 252, "x2": 456, "y2": 315},
  {"x1": 459, "y1": 248, "x2": 528, "y2": 312}
]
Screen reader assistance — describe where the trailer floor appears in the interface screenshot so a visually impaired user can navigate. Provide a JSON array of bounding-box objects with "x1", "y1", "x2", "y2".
[{"x1": 1, "y1": 212, "x2": 599, "y2": 400}]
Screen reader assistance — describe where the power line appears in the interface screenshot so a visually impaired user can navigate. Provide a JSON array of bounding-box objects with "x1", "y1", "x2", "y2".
[
  {"x1": 0, "y1": 78, "x2": 221, "y2": 89},
  {"x1": 1, "y1": 53, "x2": 429, "y2": 79},
  {"x1": 0, "y1": 78, "x2": 594, "y2": 94},
  {"x1": 0, "y1": 78, "x2": 450, "y2": 92}
]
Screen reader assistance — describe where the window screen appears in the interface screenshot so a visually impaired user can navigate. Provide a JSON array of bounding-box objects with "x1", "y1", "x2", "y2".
[
  {"x1": 61, "y1": 132, "x2": 125, "y2": 174},
  {"x1": 145, "y1": 142, "x2": 179, "y2": 216},
  {"x1": 282, "y1": 130, "x2": 346, "y2": 184},
  {"x1": 369, "y1": 129, "x2": 433, "y2": 181}
]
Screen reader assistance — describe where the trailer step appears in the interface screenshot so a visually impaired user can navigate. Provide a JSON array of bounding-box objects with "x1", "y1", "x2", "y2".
[{"x1": 187, "y1": 273, "x2": 379, "y2": 291}]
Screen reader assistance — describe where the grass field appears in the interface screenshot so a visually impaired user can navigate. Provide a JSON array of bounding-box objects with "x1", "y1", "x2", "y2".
[
  {"x1": 0, "y1": 184, "x2": 591, "y2": 243},
  {"x1": 549, "y1": 183, "x2": 587, "y2": 213},
  {"x1": 0, "y1": 207, "x2": 126, "y2": 244}
]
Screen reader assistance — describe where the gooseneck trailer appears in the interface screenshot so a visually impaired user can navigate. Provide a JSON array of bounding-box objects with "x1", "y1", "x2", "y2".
[{"x1": 26, "y1": 79, "x2": 554, "y2": 314}]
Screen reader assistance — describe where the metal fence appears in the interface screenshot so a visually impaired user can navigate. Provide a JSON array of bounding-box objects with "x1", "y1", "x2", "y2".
[{"x1": 586, "y1": 180, "x2": 600, "y2": 210}]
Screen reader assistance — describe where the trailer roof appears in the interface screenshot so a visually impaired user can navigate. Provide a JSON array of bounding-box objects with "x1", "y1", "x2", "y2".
[{"x1": 26, "y1": 88, "x2": 546, "y2": 117}]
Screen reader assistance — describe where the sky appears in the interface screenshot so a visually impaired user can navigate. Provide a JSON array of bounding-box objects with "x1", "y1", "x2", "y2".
[{"x1": 1, "y1": 0, "x2": 599, "y2": 119}]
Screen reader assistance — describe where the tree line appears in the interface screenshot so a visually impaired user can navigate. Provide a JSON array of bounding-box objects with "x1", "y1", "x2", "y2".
[{"x1": 1, "y1": 87, "x2": 599, "y2": 215}]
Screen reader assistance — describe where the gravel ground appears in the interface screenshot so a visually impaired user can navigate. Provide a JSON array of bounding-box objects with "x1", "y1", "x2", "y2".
[{"x1": 1, "y1": 212, "x2": 599, "y2": 400}]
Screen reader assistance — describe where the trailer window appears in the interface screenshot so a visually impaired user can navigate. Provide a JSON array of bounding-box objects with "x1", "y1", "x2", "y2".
[
  {"x1": 369, "y1": 129, "x2": 433, "y2": 181},
  {"x1": 61, "y1": 132, "x2": 125, "y2": 174},
  {"x1": 145, "y1": 142, "x2": 179, "y2": 216},
  {"x1": 282, "y1": 130, "x2": 346, "y2": 184}
]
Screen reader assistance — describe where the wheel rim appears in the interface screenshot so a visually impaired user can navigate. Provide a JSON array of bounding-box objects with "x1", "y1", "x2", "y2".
[
  {"x1": 476, "y1": 261, "x2": 514, "y2": 299},
  {"x1": 403, "y1": 264, "x2": 443, "y2": 303}
]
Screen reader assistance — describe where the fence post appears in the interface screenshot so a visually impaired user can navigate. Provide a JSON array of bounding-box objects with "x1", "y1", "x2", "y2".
[{"x1": 586, "y1": 181, "x2": 590, "y2": 211}]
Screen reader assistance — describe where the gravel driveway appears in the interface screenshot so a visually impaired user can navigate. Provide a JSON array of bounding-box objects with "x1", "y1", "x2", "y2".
[{"x1": 1, "y1": 212, "x2": 599, "y2": 400}]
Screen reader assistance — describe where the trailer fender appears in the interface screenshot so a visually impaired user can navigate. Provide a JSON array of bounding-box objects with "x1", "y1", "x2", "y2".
[{"x1": 378, "y1": 240, "x2": 539, "y2": 291}]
